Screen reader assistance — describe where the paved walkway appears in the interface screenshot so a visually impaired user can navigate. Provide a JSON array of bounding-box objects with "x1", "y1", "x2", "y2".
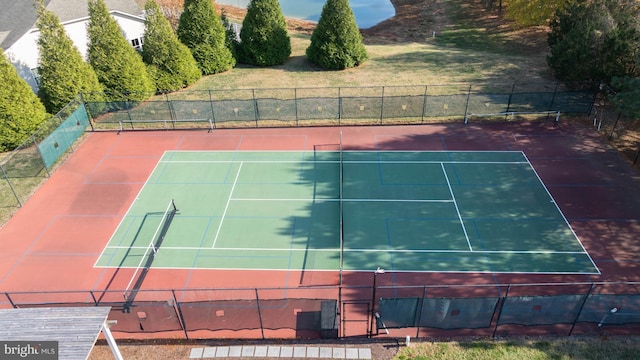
[{"x1": 189, "y1": 345, "x2": 372, "y2": 359}]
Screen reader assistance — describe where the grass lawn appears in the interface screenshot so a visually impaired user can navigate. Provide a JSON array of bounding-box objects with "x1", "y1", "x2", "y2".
[
  {"x1": 184, "y1": 0, "x2": 551, "y2": 91},
  {"x1": 396, "y1": 337, "x2": 640, "y2": 360}
]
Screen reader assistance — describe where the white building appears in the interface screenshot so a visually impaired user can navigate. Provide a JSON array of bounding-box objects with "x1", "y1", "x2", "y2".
[{"x1": 0, "y1": 0, "x2": 144, "y2": 92}]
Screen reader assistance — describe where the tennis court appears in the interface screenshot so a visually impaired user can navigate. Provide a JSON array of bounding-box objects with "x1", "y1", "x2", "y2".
[{"x1": 95, "y1": 149, "x2": 599, "y2": 275}]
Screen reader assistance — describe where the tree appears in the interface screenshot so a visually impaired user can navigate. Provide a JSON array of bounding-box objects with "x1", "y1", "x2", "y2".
[
  {"x1": 221, "y1": 11, "x2": 240, "y2": 60},
  {"x1": 177, "y1": 0, "x2": 235, "y2": 75},
  {"x1": 35, "y1": 0, "x2": 103, "y2": 113},
  {"x1": 238, "y1": 0, "x2": 291, "y2": 66},
  {"x1": 142, "y1": 0, "x2": 201, "y2": 92},
  {"x1": 87, "y1": 0, "x2": 154, "y2": 100},
  {"x1": 306, "y1": 0, "x2": 367, "y2": 70},
  {"x1": 505, "y1": 0, "x2": 567, "y2": 27},
  {"x1": 611, "y1": 76, "x2": 640, "y2": 120},
  {"x1": 547, "y1": 0, "x2": 640, "y2": 83},
  {"x1": 0, "y1": 50, "x2": 49, "y2": 151}
]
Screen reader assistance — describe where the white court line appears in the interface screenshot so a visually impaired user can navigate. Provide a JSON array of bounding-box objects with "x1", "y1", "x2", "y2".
[
  {"x1": 441, "y1": 162, "x2": 473, "y2": 251},
  {"x1": 211, "y1": 161, "x2": 243, "y2": 249},
  {"x1": 93, "y1": 151, "x2": 171, "y2": 268},
  {"x1": 104, "y1": 244, "x2": 589, "y2": 255},
  {"x1": 232, "y1": 198, "x2": 453, "y2": 203},
  {"x1": 160, "y1": 159, "x2": 529, "y2": 165},
  {"x1": 521, "y1": 152, "x2": 601, "y2": 274}
]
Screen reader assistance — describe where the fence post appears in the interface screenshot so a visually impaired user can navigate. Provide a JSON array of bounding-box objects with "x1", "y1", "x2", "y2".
[
  {"x1": 0, "y1": 164, "x2": 22, "y2": 207},
  {"x1": 164, "y1": 93, "x2": 175, "y2": 121},
  {"x1": 463, "y1": 85, "x2": 472, "y2": 122},
  {"x1": 421, "y1": 85, "x2": 428, "y2": 123},
  {"x1": 32, "y1": 135, "x2": 51, "y2": 177},
  {"x1": 255, "y1": 289, "x2": 265, "y2": 339},
  {"x1": 253, "y1": 89, "x2": 259, "y2": 127},
  {"x1": 569, "y1": 283, "x2": 594, "y2": 336},
  {"x1": 415, "y1": 286, "x2": 427, "y2": 338},
  {"x1": 492, "y1": 284, "x2": 510, "y2": 338},
  {"x1": 338, "y1": 87, "x2": 342, "y2": 125},
  {"x1": 294, "y1": 88, "x2": 299, "y2": 126},
  {"x1": 171, "y1": 290, "x2": 189, "y2": 340},
  {"x1": 5, "y1": 292, "x2": 16, "y2": 308},
  {"x1": 548, "y1": 82, "x2": 560, "y2": 112},
  {"x1": 89, "y1": 290, "x2": 98, "y2": 306},
  {"x1": 608, "y1": 112, "x2": 623, "y2": 140},
  {"x1": 379, "y1": 86, "x2": 385, "y2": 125},
  {"x1": 208, "y1": 90, "x2": 217, "y2": 128},
  {"x1": 79, "y1": 93, "x2": 94, "y2": 132},
  {"x1": 505, "y1": 83, "x2": 516, "y2": 120}
]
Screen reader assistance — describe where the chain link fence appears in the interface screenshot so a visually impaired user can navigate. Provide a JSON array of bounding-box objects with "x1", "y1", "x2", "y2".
[
  {"x1": 83, "y1": 82, "x2": 597, "y2": 130},
  {"x1": 0, "y1": 94, "x2": 89, "y2": 224},
  {"x1": 2, "y1": 282, "x2": 639, "y2": 339}
]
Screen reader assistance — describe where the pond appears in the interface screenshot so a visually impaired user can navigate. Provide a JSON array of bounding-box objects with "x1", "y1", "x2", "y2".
[{"x1": 216, "y1": 0, "x2": 395, "y2": 29}]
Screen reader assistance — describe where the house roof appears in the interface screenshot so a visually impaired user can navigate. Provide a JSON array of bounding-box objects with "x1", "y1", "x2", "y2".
[{"x1": 0, "y1": 0, "x2": 142, "y2": 50}]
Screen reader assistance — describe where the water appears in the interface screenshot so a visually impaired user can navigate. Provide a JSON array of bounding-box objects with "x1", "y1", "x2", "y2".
[{"x1": 216, "y1": 0, "x2": 395, "y2": 29}]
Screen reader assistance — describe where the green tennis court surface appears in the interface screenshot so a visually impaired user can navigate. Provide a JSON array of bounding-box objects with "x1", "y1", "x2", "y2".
[{"x1": 95, "y1": 150, "x2": 599, "y2": 274}]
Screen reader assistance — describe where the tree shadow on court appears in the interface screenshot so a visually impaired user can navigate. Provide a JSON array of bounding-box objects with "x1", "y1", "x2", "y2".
[{"x1": 267, "y1": 122, "x2": 640, "y2": 335}]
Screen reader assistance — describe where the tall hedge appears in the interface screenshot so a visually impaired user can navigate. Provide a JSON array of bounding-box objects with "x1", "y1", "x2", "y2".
[
  {"x1": 306, "y1": 0, "x2": 367, "y2": 70},
  {"x1": 36, "y1": 1, "x2": 103, "y2": 113},
  {"x1": 142, "y1": 0, "x2": 201, "y2": 92},
  {"x1": 0, "y1": 50, "x2": 49, "y2": 151},
  {"x1": 238, "y1": 0, "x2": 291, "y2": 66},
  {"x1": 87, "y1": 0, "x2": 154, "y2": 100},
  {"x1": 177, "y1": 0, "x2": 235, "y2": 75}
]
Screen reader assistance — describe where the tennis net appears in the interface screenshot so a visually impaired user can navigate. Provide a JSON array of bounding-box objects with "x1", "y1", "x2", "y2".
[{"x1": 122, "y1": 199, "x2": 178, "y2": 310}]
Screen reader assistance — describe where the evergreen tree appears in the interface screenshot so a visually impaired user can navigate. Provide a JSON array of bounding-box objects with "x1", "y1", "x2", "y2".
[
  {"x1": 35, "y1": 0, "x2": 103, "y2": 113},
  {"x1": 238, "y1": 0, "x2": 291, "y2": 66},
  {"x1": 142, "y1": 0, "x2": 201, "y2": 92},
  {"x1": 547, "y1": 0, "x2": 640, "y2": 83},
  {"x1": 177, "y1": 0, "x2": 235, "y2": 75},
  {"x1": 0, "y1": 50, "x2": 49, "y2": 151},
  {"x1": 87, "y1": 0, "x2": 154, "y2": 100},
  {"x1": 306, "y1": 0, "x2": 367, "y2": 70},
  {"x1": 611, "y1": 76, "x2": 640, "y2": 120},
  {"x1": 221, "y1": 11, "x2": 240, "y2": 60}
]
